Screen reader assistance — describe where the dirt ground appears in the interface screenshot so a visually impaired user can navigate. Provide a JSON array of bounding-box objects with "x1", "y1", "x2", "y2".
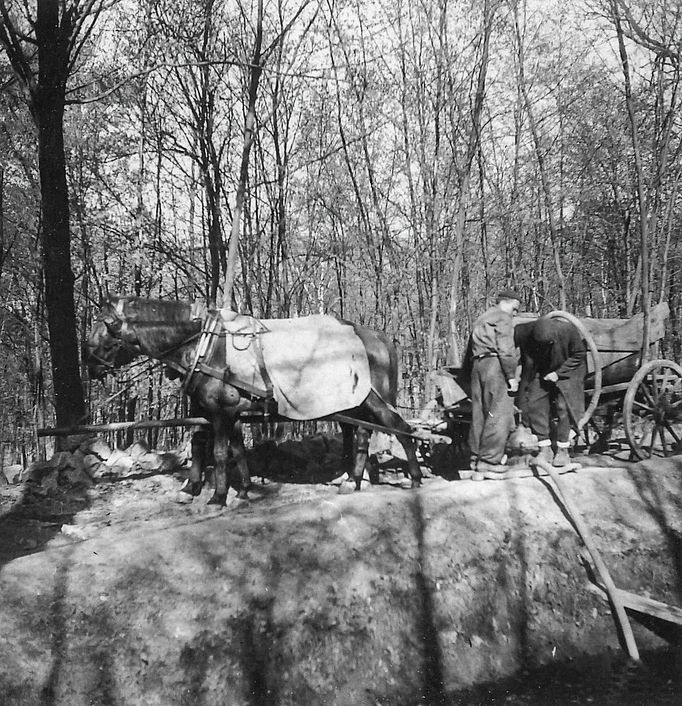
[{"x1": 1, "y1": 434, "x2": 682, "y2": 705}]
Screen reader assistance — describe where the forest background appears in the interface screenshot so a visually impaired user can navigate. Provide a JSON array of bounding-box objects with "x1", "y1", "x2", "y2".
[{"x1": 1, "y1": 0, "x2": 681, "y2": 465}]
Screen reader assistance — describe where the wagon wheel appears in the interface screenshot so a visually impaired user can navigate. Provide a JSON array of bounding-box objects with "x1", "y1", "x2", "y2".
[
  {"x1": 623, "y1": 359, "x2": 682, "y2": 460},
  {"x1": 546, "y1": 310, "x2": 602, "y2": 432}
]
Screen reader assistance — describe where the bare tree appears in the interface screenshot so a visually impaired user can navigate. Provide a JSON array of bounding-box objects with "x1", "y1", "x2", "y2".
[
  {"x1": 223, "y1": 0, "x2": 314, "y2": 309},
  {"x1": 447, "y1": 0, "x2": 497, "y2": 362},
  {"x1": 0, "y1": 0, "x2": 112, "y2": 436}
]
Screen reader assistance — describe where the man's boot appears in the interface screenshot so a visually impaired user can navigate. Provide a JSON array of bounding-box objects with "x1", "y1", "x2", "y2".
[
  {"x1": 553, "y1": 445, "x2": 571, "y2": 467},
  {"x1": 458, "y1": 457, "x2": 478, "y2": 480},
  {"x1": 472, "y1": 459, "x2": 508, "y2": 481},
  {"x1": 535, "y1": 442, "x2": 553, "y2": 466}
]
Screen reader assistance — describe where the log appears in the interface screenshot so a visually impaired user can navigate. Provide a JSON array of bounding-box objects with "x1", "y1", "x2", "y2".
[
  {"x1": 39, "y1": 408, "x2": 444, "y2": 442},
  {"x1": 37, "y1": 417, "x2": 211, "y2": 437},
  {"x1": 330, "y1": 413, "x2": 450, "y2": 442},
  {"x1": 534, "y1": 457, "x2": 640, "y2": 661},
  {"x1": 37, "y1": 413, "x2": 299, "y2": 437},
  {"x1": 589, "y1": 582, "x2": 682, "y2": 627}
]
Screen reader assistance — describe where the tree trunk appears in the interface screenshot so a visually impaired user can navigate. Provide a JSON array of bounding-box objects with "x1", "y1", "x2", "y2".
[
  {"x1": 612, "y1": 0, "x2": 651, "y2": 363},
  {"x1": 223, "y1": 0, "x2": 264, "y2": 309},
  {"x1": 515, "y1": 5, "x2": 567, "y2": 311},
  {"x1": 448, "y1": 0, "x2": 495, "y2": 363},
  {"x1": 33, "y1": 0, "x2": 85, "y2": 436}
]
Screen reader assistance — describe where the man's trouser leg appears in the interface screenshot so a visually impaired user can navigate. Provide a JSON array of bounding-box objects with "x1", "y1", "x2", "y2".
[
  {"x1": 552, "y1": 391, "x2": 573, "y2": 466},
  {"x1": 524, "y1": 376, "x2": 551, "y2": 442},
  {"x1": 468, "y1": 362, "x2": 484, "y2": 464},
  {"x1": 554, "y1": 391, "x2": 572, "y2": 444},
  {"x1": 523, "y1": 376, "x2": 554, "y2": 463},
  {"x1": 476, "y1": 358, "x2": 514, "y2": 465}
]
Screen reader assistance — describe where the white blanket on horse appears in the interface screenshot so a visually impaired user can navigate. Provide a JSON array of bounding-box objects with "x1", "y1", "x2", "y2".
[{"x1": 220, "y1": 312, "x2": 372, "y2": 420}]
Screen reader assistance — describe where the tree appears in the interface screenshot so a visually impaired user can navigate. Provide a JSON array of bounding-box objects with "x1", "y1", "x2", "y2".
[{"x1": 0, "y1": 0, "x2": 110, "y2": 436}]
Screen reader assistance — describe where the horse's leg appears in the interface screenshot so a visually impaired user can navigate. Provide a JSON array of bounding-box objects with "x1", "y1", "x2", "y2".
[
  {"x1": 363, "y1": 393, "x2": 422, "y2": 488},
  {"x1": 350, "y1": 427, "x2": 370, "y2": 491},
  {"x1": 341, "y1": 422, "x2": 355, "y2": 479},
  {"x1": 396, "y1": 426, "x2": 421, "y2": 487},
  {"x1": 229, "y1": 421, "x2": 251, "y2": 500},
  {"x1": 207, "y1": 416, "x2": 232, "y2": 506},
  {"x1": 180, "y1": 398, "x2": 209, "y2": 497},
  {"x1": 180, "y1": 428, "x2": 208, "y2": 497}
]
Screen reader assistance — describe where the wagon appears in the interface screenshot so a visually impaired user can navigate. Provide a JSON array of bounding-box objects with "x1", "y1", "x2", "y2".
[{"x1": 427, "y1": 302, "x2": 682, "y2": 461}]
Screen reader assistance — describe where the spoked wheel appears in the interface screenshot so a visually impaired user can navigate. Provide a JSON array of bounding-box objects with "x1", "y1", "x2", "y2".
[{"x1": 623, "y1": 359, "x2": 682, "y2": 460}]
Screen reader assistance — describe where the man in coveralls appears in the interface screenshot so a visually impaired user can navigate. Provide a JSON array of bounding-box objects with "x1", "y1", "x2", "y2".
[
  {"x1": 514, "y1": 316, "x2": 586, "y2": 466},
  {"x1": 466, "y1": 290, "x2": 521, "y2": 474}
]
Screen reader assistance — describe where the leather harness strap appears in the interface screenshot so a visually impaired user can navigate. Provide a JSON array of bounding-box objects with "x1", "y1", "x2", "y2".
[
  {"x1": 252, "y1": 328, "x2": 274, "y2": 399},
  {"x1": 195, "y1": 362, "x2": 271, "y2": 400},
  {"x1": 223, "y1": 315, "x2": 274, "y2": 399},
  {"x1": 183, "y1": 313, "x2": 222, "y2": 396},
  {"x1": 181, "y1": 311, "x2": 275, "y2": 403}
]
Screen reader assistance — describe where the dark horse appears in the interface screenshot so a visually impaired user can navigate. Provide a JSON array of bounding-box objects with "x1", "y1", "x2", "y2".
[{"x1": 85, "y1": 296, "x2": 422, "y2": 505}]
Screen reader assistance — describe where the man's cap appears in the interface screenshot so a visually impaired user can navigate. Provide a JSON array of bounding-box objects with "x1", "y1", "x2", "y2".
[{"x1": 497, "y1": 289, "x2": 522, "y2": 302}]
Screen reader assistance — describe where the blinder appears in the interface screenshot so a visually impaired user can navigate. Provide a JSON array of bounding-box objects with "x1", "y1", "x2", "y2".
[{"x1": 103, "y1": 315, "x2": 122, "y2": 335}]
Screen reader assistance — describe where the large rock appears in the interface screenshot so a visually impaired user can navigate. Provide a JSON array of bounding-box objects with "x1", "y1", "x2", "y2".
[
  {"x1": 105, "y1": 449, "x2": 135, "y2": 477},
  {"x1": 81, "y1": 454, "x2": 109, "y2": 479},
  {"x1": 26, "y1": 460, "x2": 56, "y2": 484},
  {"x1": 61, "y1": 467, "x2": 94, "y2": 487},
  {"x1": 80, "y1": 437, "x2": 114, "y2": 462},
  {"x1": 125, "y1": 440, "x2": 150, "y2": 460},
  {"x1": 2, "y1": 464, "x2": 22, "y2": 485}
]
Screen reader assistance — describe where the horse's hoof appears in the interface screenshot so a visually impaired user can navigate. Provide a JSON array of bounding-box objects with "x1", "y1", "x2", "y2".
[
  {"x1": 207, "y1": 493, "x2": 227, "y2": 506},
  {"x1": 338, "y1": 481, "x2": 355, "y2": 495},
  {"x1": 180, "y1": 479, "x2": 203, "y2": 497},
  {"x1": 173, "y1": 492, "x2": 194, "y2": 505},
  {"x1": 410, "y1": 478, "x2": 422, "y2": 489},
  {"x1": 236, "y1": 489, "x2": 249, "y2": 500},
  {"x1": 328, "y1": 473, "x2": 349, "y2": 486}
]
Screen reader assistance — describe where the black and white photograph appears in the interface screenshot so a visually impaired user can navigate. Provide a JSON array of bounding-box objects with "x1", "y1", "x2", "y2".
[{"x1": 1, "y1": 0, "x2": 681, "y2": 703}]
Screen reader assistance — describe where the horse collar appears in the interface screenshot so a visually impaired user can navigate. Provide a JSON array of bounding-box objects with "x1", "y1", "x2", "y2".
[{"x1": 183, "y1": 312, "x2": 223, "y2": 396}]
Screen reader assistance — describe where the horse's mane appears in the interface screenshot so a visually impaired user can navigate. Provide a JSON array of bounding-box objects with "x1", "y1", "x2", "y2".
[{"x1": 108, "y1": 295, "x2": 195, "y2": 323}]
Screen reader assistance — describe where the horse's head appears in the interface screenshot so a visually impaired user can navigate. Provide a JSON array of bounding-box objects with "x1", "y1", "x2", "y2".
[
  {"x1": 84, "y1": 295, "x2": 205, "y2": 380},
  {"x1": 83, "y1": 300, "x2": 141, "y2": 380}
]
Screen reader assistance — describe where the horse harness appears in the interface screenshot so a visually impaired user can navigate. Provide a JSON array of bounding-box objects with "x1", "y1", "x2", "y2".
[{"x1": 181, "y1": 311, "x2": 275, "y2": 405}]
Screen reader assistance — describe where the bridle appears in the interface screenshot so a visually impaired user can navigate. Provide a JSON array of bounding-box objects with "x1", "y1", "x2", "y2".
[
  {"x1": 86, "y1": 315, "x2": 129, "y2": 372},
  {"x1": 93, "y1": 304, "x2": 203, "y2": 376}
]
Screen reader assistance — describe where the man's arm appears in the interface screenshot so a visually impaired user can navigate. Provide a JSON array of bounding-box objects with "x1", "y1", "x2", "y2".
[{"x1": 494, "y1": 314, "x2": 519, "y2": 384}]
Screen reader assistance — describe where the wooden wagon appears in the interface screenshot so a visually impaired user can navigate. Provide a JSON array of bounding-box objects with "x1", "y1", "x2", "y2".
[{"x1": 428, "y1": 302, "x2": 682, "y2": 461}]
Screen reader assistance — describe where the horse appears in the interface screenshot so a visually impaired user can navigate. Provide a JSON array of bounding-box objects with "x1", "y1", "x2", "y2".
[{"x1": 84, "y1": 296, "x2": 422, "y2": 505}]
